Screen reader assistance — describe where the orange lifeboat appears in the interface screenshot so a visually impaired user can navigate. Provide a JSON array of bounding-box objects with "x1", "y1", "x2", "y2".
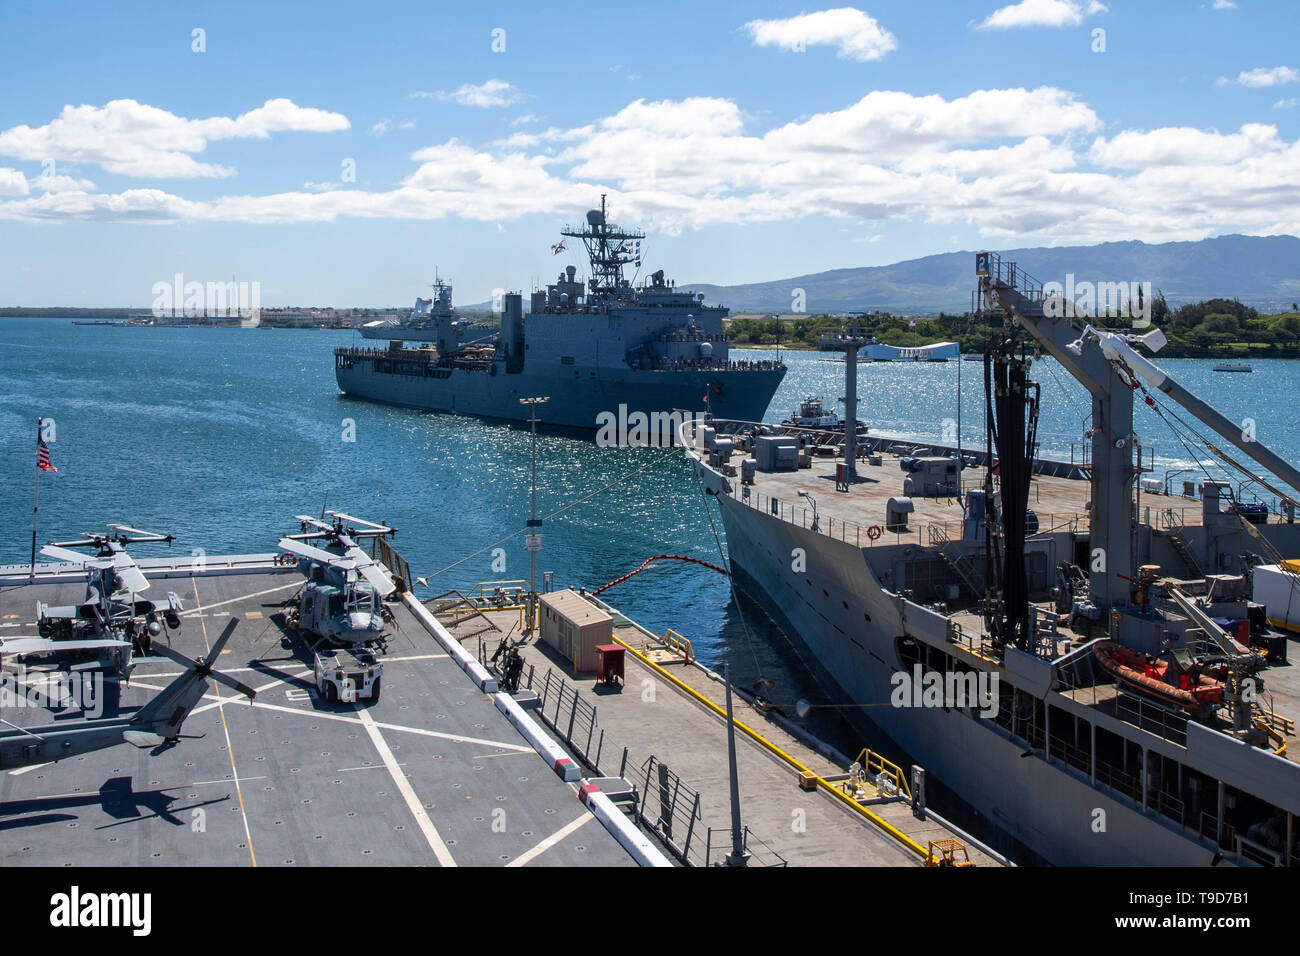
[{"x1": 1092, "y1": 640, "x2": 1224, "y2": 713}]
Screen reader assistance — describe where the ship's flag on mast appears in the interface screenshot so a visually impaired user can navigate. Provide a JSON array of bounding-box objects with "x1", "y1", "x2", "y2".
[
  {"x1": 37, "y1": 428, "x2": 56, "y2": 473},
  {"x1": 550, "y1": 240, "x2": 566, "y2": 255}
]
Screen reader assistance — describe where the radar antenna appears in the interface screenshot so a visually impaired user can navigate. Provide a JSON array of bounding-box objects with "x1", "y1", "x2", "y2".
[{"x1": 560, "y1": 194, "x2": 645, "y2": 299}]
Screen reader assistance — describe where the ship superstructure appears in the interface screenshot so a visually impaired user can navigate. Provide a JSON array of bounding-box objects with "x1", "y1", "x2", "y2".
[
  {"x1": 358, "y1": 276, "x2": 495, "y2": 347},
  {"x1": 335, "y1": 197, "x2": 785, "y2": 430},
  {"x1": 681, "y1": 252, "x2": 1300, "y2": 866}
]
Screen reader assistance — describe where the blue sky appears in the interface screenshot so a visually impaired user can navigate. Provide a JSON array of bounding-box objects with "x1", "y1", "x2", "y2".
[{"x1": 1, "y1": 0, "x2": 1298, "y2": 306}]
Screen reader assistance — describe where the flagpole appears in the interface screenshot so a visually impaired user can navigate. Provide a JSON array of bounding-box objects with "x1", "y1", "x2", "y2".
[{"x1": 30, "y1": 417, "x2": 40, "y2": 583}]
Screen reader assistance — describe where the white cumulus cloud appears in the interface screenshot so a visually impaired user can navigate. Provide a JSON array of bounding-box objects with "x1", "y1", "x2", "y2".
[
  {"x1": 410, "y1": 80, "x2": 524, "y2": 109},
  {"x1": 1233, "y1": 66, "x2": 1300, "y2": 88},
  {"x1": 975, "y1": 0, "x2": 1107, "y2": 30},
  {"x1": 743, "y1": 8, "x2": 898, "y2": 61},
  {"x1": 0, "y1": 98, "x2": 349, "y2": 179}
]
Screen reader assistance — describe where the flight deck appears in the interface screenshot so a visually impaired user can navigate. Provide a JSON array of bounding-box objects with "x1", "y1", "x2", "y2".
[{"x1": 0, "y1": 559, "x2": 637, "y2": 867}]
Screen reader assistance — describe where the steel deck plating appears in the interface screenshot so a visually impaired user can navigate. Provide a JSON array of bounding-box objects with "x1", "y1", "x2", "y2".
[{"x1": 0, "y1": 563, "x2": 635, "y2": 867}]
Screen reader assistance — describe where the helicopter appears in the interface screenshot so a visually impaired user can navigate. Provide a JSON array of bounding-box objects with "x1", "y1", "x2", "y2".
[
  {"x1": 0, "y1": 619, "x2": 255, "y2": 771},
  {"x1": 279, "y1": 511, "x2": 398, "y2": 649},
  {"x1": 36, "y1": 525, "x2": 186, "y2": 675}
]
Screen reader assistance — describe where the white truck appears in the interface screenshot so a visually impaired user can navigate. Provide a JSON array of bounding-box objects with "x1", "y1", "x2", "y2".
[{"x1": 314, "y1": 647, "x2": 382, "y2": 703}]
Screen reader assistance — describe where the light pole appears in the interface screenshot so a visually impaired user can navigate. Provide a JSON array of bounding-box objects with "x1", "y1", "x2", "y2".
[
  {"x1": 520, "y1": 397, "x2": 548, "y2": 635},
  {"x1": 722, "y1": 662, "x2": 749, "y2": 867}
]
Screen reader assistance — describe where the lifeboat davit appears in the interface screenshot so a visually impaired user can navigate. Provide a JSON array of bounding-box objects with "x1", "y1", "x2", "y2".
[{"x1": 1092, "y1": 640, "x2": 1224, "y2": 713}]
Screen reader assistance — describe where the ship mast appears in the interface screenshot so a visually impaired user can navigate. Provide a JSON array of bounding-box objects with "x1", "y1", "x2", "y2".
[{"x1": 560, "y1": 194, "x2": 645, "y2": 299}]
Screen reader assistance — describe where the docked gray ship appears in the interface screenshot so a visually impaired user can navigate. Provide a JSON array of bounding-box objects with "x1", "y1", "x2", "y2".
[
  {"x1": 335, "y1": 196, "x2": 786, "y2": 430},
  {"x1": 357, "y1": 275, "x2": 496, "y2": 347},
  {"x1": 683, "y1": 253, "x2": 1300, "y2": 866}
]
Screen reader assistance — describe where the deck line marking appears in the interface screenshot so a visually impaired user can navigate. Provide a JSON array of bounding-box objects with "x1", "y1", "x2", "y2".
[
  {"x1": 193, "y1": 578, "x2": 257, "y2": 868},
  {"x1": 185, "y1": 694, "x2": 533, "y2": 752},
  {"x1": 505, "y1": 812, "x2": 594, "y2": 867},
  {"x1": 356, "y1": 705, "x2": 456, "y2": 867},
  {"x1": 179, "y1": 581, "x2": 300, "y2": 617},
  {"x1": 7, "y1": 761, "x2": 50, "y2": 776},
  {"x1": 126, "y1": 652, "x2": 448, "y2": 680}
]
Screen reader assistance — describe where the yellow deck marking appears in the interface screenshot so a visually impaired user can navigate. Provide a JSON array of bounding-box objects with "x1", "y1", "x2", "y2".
[{"x1": 192, "y1": 578, "x2": 257, "y2": 867}]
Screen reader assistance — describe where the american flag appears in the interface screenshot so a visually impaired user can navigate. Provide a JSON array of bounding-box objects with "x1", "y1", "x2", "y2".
[
  {"x1": 550, "y1": 240, "x2": 566, "y2": 255},
  {"x1": 37, "y1": 431, "x2": 56, "y2": 473}
]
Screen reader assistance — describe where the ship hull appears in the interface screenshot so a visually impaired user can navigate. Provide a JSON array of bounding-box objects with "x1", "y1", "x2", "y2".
[
  {"x1": 715, "y1": 492, "x2": 1232, "y2": 866},
  {"x1": 335, "y1": 359, "x2": 784, "y2": 430}
]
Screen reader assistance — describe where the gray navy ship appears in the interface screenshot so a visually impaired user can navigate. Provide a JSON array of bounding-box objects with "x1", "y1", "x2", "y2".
[
  {"x1": 683, "y1": 252, "x2": 1300, "y2": 866},
  {"x1": 357, "y1": 275, "x2": 496, "y2": 347},
  {"x1": 335, "y1": 196, "x2": 786, "y2": 430}
]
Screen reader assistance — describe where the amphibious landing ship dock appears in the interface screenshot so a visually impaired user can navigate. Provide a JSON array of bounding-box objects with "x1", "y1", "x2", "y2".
[
  {"x1": 682, "y1": 253, "x2": 1300, "y2": 867},
  {"x1": 334, "y1": 196, "x2": 785, "y2": 430}
]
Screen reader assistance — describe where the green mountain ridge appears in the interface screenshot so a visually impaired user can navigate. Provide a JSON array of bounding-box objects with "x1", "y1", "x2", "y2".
[{"x1": 684, "y1": 234, "x2": 1300, "y2": 314}]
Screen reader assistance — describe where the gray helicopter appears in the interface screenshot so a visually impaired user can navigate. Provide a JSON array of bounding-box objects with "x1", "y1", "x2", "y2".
[
  {"x1": 36, "y1": 525, "x2": 186, "y2": 675},
  {"x1": 0, "y1": 619, "x2": 255, "y2": 771},
  {"x1": 279, "y1": 511, "x2": 398, "y2": 649}
]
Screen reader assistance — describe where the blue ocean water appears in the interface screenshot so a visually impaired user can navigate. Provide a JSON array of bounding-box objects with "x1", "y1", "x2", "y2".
[{"x1": 2, "y1": 318, "x2": 1298, "y2": 748}]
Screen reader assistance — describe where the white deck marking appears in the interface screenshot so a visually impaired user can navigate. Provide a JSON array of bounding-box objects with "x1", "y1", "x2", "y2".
[
  {"x1": 7, "y1": 762, "x2": 50, "y2": 776},
  {"x1": 356, "y1": 705, "x2": 456, "y2": 867},
  {"x1": 192, "y1": 579, "x2": 257, "y2": 867},
  {"x1": 506, "y1": 813, "x2": 595, "y2": 867},
  {"x1": 178, "y1": 693, "x2": 534, "y2": 752},
  {"x1": 178, "y1": 580, "x2": 300, "y2": 617},
  {"x1": 126, "y1": 652, "x2": 447, "y2": 679}
]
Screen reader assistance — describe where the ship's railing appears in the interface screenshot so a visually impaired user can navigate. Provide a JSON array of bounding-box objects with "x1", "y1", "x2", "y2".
[
  {"x1": 846, "y1": 748, "x2": 913, "y2": 802},
  {"x1": 520, "y1": 665, "x2": 605, "y2": 772},
  {"x1": 736, "y1": 486, "x2": 1090, "y2": 551},
  {"x1": 1114, "y1": 692, "x2": 1190, "y2": 747},
  {"x1": 1046, "y1": 733, "x2": 1092, "y2": 776},
  {"x1": 1094, "y1": 758, "x2": 1142, "y2": 803},
  {"x1": 704, "y1": 825, "x2": 789, "y2": 868},
  {"x1": 979, "y1": 251, "x2": 1045, "y2": 300},
  {"x1": 631, "y1": 754, "x2": 707, "y2": 866},
  {"x1": 1235, "y1": 834, "x2": 1283, "y2": 867},
  {"x1": 463, "y1": 579, "x2": 529, "y2": 611}
]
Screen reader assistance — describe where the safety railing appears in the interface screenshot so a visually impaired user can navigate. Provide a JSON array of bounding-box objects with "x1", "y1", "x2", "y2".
[
  {"x1": 523, "y1": 666, "x2": 605, "y2": 772},
  {"x1": 464, "y1": 579, "x2": 529, "y2": 609},
  {"x1": 627, "y1": 754, "x2": 707, "y2": 866},
  {"x1": 704, "y1": 826, "x2": 788, "y2": 867},
  {"x1": 659, "y1": 629, "x2": 694, "y2": 664},
  {"x1": 1113, "y1": 692, "x2": 1189, "y2": 747},
  {"x1": 841, "y1": 748, "x2": 913, "y2": 803},
  {"x1": 371, "y1": 536, "x2": 412, "y2": 593}
]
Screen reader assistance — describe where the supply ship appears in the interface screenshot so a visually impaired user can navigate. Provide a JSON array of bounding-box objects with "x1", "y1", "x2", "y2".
[
  {"x1": 335, "y1": 197, "x2": 786, "y2": 430},
  {"x1": 682, "y1": 253, "x2": 1300, "y2": 866}
]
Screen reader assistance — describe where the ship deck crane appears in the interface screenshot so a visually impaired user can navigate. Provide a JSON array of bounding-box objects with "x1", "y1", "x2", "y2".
[{"x1": 979, "y1": 253, "x2": 1300, "y2": 620}]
